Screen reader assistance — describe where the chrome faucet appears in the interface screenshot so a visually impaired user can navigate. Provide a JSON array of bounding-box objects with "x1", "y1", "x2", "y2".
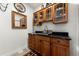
[{"x1": 44, "y1": 25, "x2": 48, "y2": 33}]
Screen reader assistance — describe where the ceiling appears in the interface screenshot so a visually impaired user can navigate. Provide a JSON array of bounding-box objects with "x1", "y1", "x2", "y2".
[{"x1": 26, "y1": 3, "x2": 43, "y2": 9}]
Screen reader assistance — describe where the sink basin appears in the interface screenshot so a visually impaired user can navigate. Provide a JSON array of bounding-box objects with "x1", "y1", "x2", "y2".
[
  {"x1": 35, "y1": 31, "x2": 50, "y2": 35},
  {"x1": 35, "y1": 31, "x2": 43, "y2": 33}
]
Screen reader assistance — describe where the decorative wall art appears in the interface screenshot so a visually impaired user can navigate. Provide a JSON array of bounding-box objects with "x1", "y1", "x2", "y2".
[
  {"x1": 14, "y1": 3, "x2": 26, "y2": 13},
  {"x1": 12, "y1": 11, "x2": 27, "y2": 29},
  {"x1": 0, "y1": 3, "x2": 8, "y2": 12}
]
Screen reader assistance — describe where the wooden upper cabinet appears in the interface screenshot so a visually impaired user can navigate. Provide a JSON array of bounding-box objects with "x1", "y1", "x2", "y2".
[
  {"x1": 38, "y1": 10, "x2": 45, "y2": 22},
  {"x1": 53, "y1": 3, "x2": 68, "y2": 24},
  {"x1": 33, "y1": 3, "x2": 68, "y2": 25},
  {"x1": 33, "y1": 4, "x2": 53, "y2": 25},
  {"x1": 45, "y1": 5, "x2": 53, "y2": 21},
  {"x1": 33, "y1": 10, "x2": 45, "y2": 25},
  {"x1": 33, "y1": 12, "x2": 39, "y2": 25}
]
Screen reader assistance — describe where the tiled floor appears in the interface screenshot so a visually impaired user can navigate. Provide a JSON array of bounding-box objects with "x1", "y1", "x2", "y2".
[{"x1": 25, "y1": 51, "x2": 37, "y2": 56}]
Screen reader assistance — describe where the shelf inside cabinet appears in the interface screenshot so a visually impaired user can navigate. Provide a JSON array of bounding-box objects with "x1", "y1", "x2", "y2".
[{"x1": 55, "y1": 14, "x2": 66, "y2": 18}]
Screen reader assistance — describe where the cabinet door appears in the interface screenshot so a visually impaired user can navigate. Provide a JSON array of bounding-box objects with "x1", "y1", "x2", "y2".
[
  {"x1": 40, "y1": 40, "x2": 50, "y2": 56},
  {"x1": 38, "y1": 10, "x2": 45, "y2": 22},
  {"x1": 40, "y1": 37, "x2": 50, "y2": 56},
  {"x1": 51, "y1": 43, "x2": 69, "y2": 56},
  {"x1": 34, "y1": 35, "x2": 40, "y2": 53},
  {"x1": 33, "y1": 12, "x2": 39, "y2": 25},
  {"x1": 28, "y1": 34, "x2": 35, "y2": 50},
  {"x1": 45, "y1": 6, "x2": 53, "y2": 21},
  {"x1": 51, "y1": 38, "x2": 70, "y2": 56},
  {"x1": 53, "y1": 3, "x2": 68, "y2": 24}
]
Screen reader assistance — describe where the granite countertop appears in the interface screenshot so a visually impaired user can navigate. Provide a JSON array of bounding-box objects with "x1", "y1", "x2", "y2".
[{"x1": 29, "y1": 33, "x2": 71, "y2": 40}]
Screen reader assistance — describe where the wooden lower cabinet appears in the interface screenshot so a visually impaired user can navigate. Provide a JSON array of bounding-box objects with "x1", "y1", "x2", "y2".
[{"x1": 28, "y1": 34, "x2": 70, "y2": 56}]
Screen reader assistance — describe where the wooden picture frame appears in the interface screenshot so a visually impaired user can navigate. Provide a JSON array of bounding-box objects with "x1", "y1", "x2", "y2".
[{"x1": 12, "y1": 11, "x2": 27, "y2": 29}]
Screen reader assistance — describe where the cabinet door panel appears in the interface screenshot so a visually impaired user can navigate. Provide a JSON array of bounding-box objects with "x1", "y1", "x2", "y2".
[
  {"x1": 45, "y1": 6, "x2": 53, "y2": 21},
  {"x1": 53, "y1": 3, "x2": 68, "y2": 24},
  {"x1": 28, "y1": 34, "x2": 35, "y2": 50},
  {"x1": 40, "y1": 40, "x2": 50, "y2": 56},
  {"x1": 34, "y1": 35, "x2": 40, "y2": 53},
  {"x1": 51, "y1": 39, "x2": 70, "y2": 56}
]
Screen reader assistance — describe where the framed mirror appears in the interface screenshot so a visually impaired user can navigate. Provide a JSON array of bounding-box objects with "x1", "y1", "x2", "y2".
[{"x1": 12, "y1": 11, "x2": 27, "y2": 29}]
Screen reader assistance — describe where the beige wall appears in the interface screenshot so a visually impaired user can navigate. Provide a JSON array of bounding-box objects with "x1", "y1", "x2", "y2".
[{"x1": 0, "y1": 3, "x2": 34, "y2": 55}]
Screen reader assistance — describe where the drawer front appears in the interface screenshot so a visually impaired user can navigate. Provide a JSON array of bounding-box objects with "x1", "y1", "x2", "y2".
[
  {"x1": 51, "y1": 38, "x2": 69, "y2": 46},
  {"x1": 40, "y1": 36, "x2": 50, "y2": 42}
]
